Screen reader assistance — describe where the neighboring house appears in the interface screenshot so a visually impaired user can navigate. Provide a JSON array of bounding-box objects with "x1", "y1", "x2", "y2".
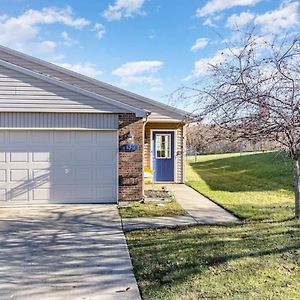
[{"x1": 0, "y1": 45, "x2": 190, "y2": 205}]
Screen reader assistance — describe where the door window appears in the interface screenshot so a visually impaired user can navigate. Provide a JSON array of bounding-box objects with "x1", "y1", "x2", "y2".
[{"x1": 155, "y1": 134, "x2": 171, "y2": 159}]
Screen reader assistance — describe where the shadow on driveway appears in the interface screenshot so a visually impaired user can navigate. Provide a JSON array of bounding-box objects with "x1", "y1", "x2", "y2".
[{"x1": 0, "y1": 205, "x2": 140, "y2": 300}]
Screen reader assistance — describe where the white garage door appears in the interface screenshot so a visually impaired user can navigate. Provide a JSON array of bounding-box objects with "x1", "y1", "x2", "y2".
[{"x1": 0, "y1": 130, "x2": 118, "y2": 204}]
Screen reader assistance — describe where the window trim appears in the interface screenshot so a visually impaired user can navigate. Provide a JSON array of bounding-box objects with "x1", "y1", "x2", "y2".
[{"x1": 155, "y1": 133, "x2": 171, "y2": 159}]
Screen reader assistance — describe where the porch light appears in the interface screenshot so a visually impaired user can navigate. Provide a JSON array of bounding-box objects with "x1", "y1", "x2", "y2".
[{"x1": 127, "y1": 131, "x2": 134, "y2": 144}]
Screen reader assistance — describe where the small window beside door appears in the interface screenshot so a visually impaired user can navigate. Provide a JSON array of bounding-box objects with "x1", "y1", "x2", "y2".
[{"x1": 156, "y1": 134, "x2": 171, "y2": 159}]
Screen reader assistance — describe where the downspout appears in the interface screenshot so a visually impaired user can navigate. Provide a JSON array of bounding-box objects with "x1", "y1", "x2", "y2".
[
  {"x1": 182, "y1": 123, "x2": 187, "y2": 183},
  {"x1": 142, "y1": 113, "x2": 150, "y2": 199}
]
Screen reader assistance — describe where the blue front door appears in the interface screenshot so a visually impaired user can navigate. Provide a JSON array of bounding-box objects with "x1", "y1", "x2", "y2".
[{"x1": 152, "y1": 131, "x2": 174, "y2": 181}]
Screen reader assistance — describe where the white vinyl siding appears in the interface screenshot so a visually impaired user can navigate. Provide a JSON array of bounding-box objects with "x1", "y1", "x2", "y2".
[
  {"x1": 0, "y1": 49, "x2": 186, "y2": 121},
  {"x1": 176, "y1": 126, "x2": 185, "y2": 183},
  {"x1": 0, "y1": 65, "x2": 127, "y2": 113},
  {"x1": 0, "y1": 130, "x2": 118, "y2": 204},
  {"x1": 0, "y1": 112, "x2": 118, "y2": 129}
]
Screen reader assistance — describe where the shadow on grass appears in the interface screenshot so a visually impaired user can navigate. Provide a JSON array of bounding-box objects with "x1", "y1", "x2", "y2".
[
  {"x1": 189, "y1": 152, "x2": 293, "y2": 193},
  {"x1": 128, "y1": 221, "x2": 300, "y2": 296}
]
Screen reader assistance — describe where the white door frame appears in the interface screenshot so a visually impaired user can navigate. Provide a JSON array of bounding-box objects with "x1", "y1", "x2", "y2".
[{"x1": 150, "y1": 129, "x2": 177, "y2": 183}]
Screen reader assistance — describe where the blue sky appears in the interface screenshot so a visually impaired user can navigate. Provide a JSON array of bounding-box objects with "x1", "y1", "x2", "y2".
[{"x1": 0, "y1": 0, "x2": 298, "y2": 109}]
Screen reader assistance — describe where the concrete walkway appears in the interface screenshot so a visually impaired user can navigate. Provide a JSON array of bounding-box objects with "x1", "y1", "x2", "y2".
[
  {"x1": 122, "y1": 184, "x2": 239, "y2": 231},
  {"x1": 172, "y1": 184, "x2": 239, "y2": 223}
]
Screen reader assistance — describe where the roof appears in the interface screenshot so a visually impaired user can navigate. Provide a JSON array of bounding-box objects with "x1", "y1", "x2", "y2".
[
  {"x1": 0, "y1": 59, "x2": 148, "y2": 117},
  {"x1": 0, "y1": 45, "x2": 190, "y2": 122}
]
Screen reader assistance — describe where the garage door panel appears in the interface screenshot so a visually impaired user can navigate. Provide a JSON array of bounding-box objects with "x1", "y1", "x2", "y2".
[
  {"x1": 31, "y1": 131, "x2": 51, "y2": 143},
  {"x1": 0, "y1": 189, "x2": 6, "y2": 201},
  {"x1": 33, "y1": 188, "x2": 50, "y2": 201},
  {"x1": 73, "y1": 186, "x2": 94, "y2": 199},
  {"x1": 73, "y1": 149, "x2": 93, "y2": 162},
  {"x1": 53, "y1": 149, "x2": 72, "y2": 162},
  {"x1": 10, "y1": 169, "x2": 29, "y2": 182},
  {"x1": 0, "y1": 132, "x2": 5, "y2": 142},
  {"x1": 74, "y1": 168, "x2": 93, "y2": 182},
  {"x1": 51, "y1": 168, "x2": 74, "y2": 184},
  {"x1": 0, "y1": 170, "x2": 6, "y2": 182},
  {"x1": 96, "y1": 186, "x2": 116, "y2": 201},
  {"x1": 30, "y1": 181, "x2": 51, "y2": 189},
  {"x1": 75, "y1": 131, "x2": 93, "y2": 143},
  {"x1": 8, "y1": 132, "x2": 28, "y2": 144},
  {"x1": 10, "y1": 152, "x2": 29, "y2": 162},
  {"x1": 32, "y1": 170, "x2": 51, "y2": 189},
  {"x1": 52, "y1": 186, "x2": 73, "y2": 200},
  {"x1": 95, "y1": 149, "x2": 115, "y2": 162},
  {"x1": 33, "y1": 169, "x2": 50, "y2": 179},
  {"x1": 0, "y1": 130, "x2": 118, "y2": 204},
  {"x1": 0, "y1": 152, "x2": 5, "y2": 162},
  {"x1": 32, "y1": 152, "x2": 50, "y2": 162},
  {"x1": 94, "y1": 131, "x2": 115, "y2": 143},
  {"x1": 8, "y1": 189, "x2": 29, "y2": 201},
  {"x1": 53, "y1": 132, "x2": 72, "y2": 143},
  {"x1": 97, "y1": 167, "x2": 115, "y2": 182}
]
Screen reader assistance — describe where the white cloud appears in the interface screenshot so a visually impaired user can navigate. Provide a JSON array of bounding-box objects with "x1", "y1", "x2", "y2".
[
  {"x1": 184, "y1": 48, "x2": 241, "y2": 80},
  {"x1": 0, "y1": 6, "x2": 90, "y2": 54},
  {"x1": 0, "y1": 15, "x2": 8, "y2": 22},
  {"x1": 112, "y1": 60, "x2": 163, "y2": 86},
  {"x1": 226, "y1": 12, "x2": 255, "y2": 28},
  {"x1": 150, "y1": 86, "x2": 164, "y2": 92},
  {"x1": 55, "y1": 62, "x2": 103, "y2": 78},
  {"x1": 192, "y1": 50, "x2": 227, "y2": 77},
  {"x1": 61, "y1": 31, "x2": 78, "y2": 46},
  {"x1": 51, "y1": 53, "x2": 65, "y2": 61},
  {"x1": 213, "y1": 14, "x2": 222, "y2": 21},
  {"x1": 103, "y1": 0, "x2": 145, "y2": 21},
  {"x1": 191, "y1": 38, "x2": 209, "y2": 52},
  {"x1": 203, "y1": 18, "x2": 217, "y2": 28},
  {"x1": 36, "y1": 40, "x2": 57, "y2": 53},
  {"x1": 93, "y1": 23, "x2": 106, "y2": 39},
  {"x1": 113, "y1": 61, "x2": 163, "y2": 77},
  {"x1": 255, "y1": 1, "x2": 299, "y2": 33},
  {"x1": 120, "y1": 75, "x2": 162, "y2": 86},
  {"x1": 197, "y1": 0, "x2": 261, "y2": 17}
]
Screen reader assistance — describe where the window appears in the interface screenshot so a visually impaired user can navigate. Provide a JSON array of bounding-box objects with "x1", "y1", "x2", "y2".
[{"x1": 156, "y1": 134, "x2": 171, "y2": 159}]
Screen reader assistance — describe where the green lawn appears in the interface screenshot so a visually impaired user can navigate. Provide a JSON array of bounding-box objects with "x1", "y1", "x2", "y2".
[
  {"x1": 187, "y1": 151, "x2": 294, "y2": 221},
  {"x1": 126, "y1": 152, "x2": 300, "y2": 300},
  {"x1": 119, "y1": 200, "x2": 186, "y2": 218}
]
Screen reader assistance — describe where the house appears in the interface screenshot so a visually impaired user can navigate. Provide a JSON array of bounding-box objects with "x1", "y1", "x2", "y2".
[{"x1": 0, "y1": 45, "x2": 189, "y2": 204}]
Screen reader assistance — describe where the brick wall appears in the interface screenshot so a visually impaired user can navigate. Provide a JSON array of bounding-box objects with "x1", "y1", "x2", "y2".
[{"x1": 118, "y1": 113, "x2": 144, "y2": 201}]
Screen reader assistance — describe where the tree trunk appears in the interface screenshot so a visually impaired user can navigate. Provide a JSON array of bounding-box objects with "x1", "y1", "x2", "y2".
[
  {"x1": 240, "y1": 141, "x2": 244, "y2": 156},
  {"x1": 293, "y1": 158, "x2": 300, "y2": 219}
]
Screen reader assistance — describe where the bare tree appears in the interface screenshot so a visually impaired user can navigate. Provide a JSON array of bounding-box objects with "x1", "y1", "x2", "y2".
[
  {"x1": 186, "y1": 124, "x2": 279, "y2": 155},
  {"x1": 184, "y1": 31, "x2": 300, "y2": 219},
  {"x1": 186, "y1": 123, "x2": 216, "y2": 160},
  {"x1": 186, "y1": 123, "x2": 201, "y2": 161}
]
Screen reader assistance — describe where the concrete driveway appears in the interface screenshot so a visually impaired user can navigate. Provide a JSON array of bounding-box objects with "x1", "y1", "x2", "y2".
[{"x1": 0, "y1": 205, "x2": 140, "y2": 300}]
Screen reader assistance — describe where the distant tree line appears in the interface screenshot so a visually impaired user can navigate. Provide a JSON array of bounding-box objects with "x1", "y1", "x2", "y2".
[{"x1": 186, "y1": 123, "x2": 281, "y2": 157}]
